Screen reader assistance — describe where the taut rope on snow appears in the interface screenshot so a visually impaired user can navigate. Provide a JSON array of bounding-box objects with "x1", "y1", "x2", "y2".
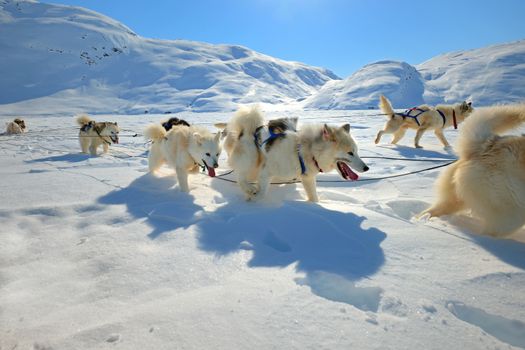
[{"x1": 210, "y1": 156, "x2": 457, "y2": 185}]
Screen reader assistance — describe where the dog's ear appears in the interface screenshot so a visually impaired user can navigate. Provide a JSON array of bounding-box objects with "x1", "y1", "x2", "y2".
[
  {"x1": 322, "y1": 124, "x2": 332, "y2": 141},
  {"x1": 193, "y1": 132, "x2": 202, "y2": 145},
  {"x1": 214, "y1": 122, "x2": 227, "y2": 130},
  {"x1": 341, "y1": 123, "x2": 350, "y2": 133},
  {"x1": 214, "y1": 132, "x2": 221, "y2": 143}
]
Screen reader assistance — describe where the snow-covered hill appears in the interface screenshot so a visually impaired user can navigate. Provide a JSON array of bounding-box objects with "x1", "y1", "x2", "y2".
[
  {"x1": 305, "y1": 40, "x2": 525, "y2": 110},
  {"x1": 304, "y1": 61, "x2": 425, "y2": 110},
  {"x1": 0, "y1": 0, "x2": 338, "y2": 114},
  {"x1": 0, "y1": 0, "x2": 524, "y2": 115},
  {"x1": 417, "y1": 40, "x2": 525, "y2": 106}
]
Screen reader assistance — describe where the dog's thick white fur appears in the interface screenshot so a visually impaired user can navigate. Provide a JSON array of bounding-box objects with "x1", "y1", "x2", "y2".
[
  {"x1": 420, "y1": 104, "x2": 525, "y2": 237},
  {"x1": 144, "y1": 124, "x2": 221, "y2": 192},
  {"x1": 77, "y1": 115, "x2": 120, "y2": 156},
  {"x1": 223, "y1": 106, "x2": 369, "y2": 202},
  {"x1": 5, "y1": 118, "x2": 26, "y2": 134},
  {"x1": 375, "y1": 95, "x2": 473, "y2": 148}
]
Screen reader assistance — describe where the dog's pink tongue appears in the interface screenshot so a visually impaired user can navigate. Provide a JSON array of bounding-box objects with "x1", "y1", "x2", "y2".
[
  {"x1": 207, "y1": 167, "x2": 216, "y2": 177},
  {"x1": 337, "y1": 161, "x2": 359, "y2": 181}
]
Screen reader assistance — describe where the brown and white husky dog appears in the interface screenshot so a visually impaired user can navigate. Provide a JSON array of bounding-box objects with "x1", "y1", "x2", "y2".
[{"x1": 77, "y1": 115, "x2": 119, "y2": 156}]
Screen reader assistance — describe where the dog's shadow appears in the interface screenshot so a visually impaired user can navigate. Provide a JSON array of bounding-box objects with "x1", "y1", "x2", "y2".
[
  {"x1": 446, "y1": 215, "x2": 525, "y2": 270},
  {"x1": 26, "y1": 153, "x2": 91, "y2": 163},
  {"x1": 98, "y1": 173, "x2": 204, "y2": 239},
  {"x1": 376, "y1": 144, "x2": 456, "y2": 159},
  {"x1": 195, "y1": 179, "x2": 387, "y2": 309}
]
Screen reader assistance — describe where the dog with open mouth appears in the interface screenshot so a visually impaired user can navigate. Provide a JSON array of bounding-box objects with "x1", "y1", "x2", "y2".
[
  {"x1": 144, "y1": 123, "x2": 222, "y2": 193},
  {"x1": 76, "y1": 115, "x2": 119, "y2": 156},
  {"x1": 222, "y1": 106, "x2": 369, "y2": 202}
]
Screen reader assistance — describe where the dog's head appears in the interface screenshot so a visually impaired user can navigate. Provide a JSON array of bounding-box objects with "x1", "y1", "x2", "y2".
[
  {"x1": 189, "y1": 131, "x2": 222, "y2": 177},
  {"x1": 14, "y1": 118, "x2": 26, "y2": 130},
  {"x1": 99, "y1": 122, "x2": 120, "y2": 144},
  {"x1": 460, "y1": 101, "x2": 474, "y2": 115},
  {"x1": 317, "y1": 124, "x2": 369, "y2": 181}
]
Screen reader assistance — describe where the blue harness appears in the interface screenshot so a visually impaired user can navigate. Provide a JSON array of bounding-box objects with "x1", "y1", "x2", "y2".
[
  {"x1": 436, "y1": 109, "x2": 447, "y2": 127},
  {"x1": 397, "y1": 107, "x2": 427, "y2": 126},
  {"x1": 254, "y1": 127, "x2": 306, "y2": 175},
  {"x1": 254, "y1": 126, "x2": 285, "y2": 148}
]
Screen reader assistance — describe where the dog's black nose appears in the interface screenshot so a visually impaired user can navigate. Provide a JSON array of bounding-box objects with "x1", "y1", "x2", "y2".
[
  {"x1": 213, "y1": 162, "x2": 219, "y2": 168},
  {"x1": 363, "y1": 166, "x2": 369, "y2": 172}
]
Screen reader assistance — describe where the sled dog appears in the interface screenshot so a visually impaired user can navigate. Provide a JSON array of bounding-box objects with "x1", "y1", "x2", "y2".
[
  {"x1": 223, "y1": 106, "x2": 369, "y2": 202},
  {"x1": 144, "y1": 124, "x2": 221, "y2": 192},
  {"x1": 420, "y1": 104, "x2": 525, "y2": 237},
  {"x1": 76, "y1": 115, "x2": 119, "y2": 156},
  {"x1": 375, "y1": 95, "x2": 473, "y2": 148},
  {"x1": 6, "y1": 118, "x2": 26, "y2": 134}
]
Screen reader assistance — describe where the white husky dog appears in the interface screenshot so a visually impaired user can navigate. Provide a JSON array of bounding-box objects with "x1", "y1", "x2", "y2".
[
  {"x1": 77, "y1": 115, "x2": 119, "y2": 156},
  {"x1": 375, "y1": 95, "x2": 473, "y2": 149},
  {"x1": 223, "y1": 106, "x2": 369, "y2": 202},
  {"x1": 420, "y1": 104, "x2": 525, "y2": 237},
  {"x1": 144, "y1": 124, "x2": 222, "y2": 192}
]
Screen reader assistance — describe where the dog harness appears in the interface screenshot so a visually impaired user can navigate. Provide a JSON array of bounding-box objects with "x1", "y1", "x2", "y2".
[
  {"x1": 396, "y1": 107, "x2": 427, "y2": 126},
  {"x1": 297, "y1": 144, "x2": 307, "y2": 175},
  {"x1": 80, "y1": 121, "x2": 95, "y2": 133},
  {"x1": 94, "y1": 125, "x2": 112, "y2": 145},
  {"x1": 436, "y1": 109, "x2": 458, "y2": 129},
  {"x1": 253, "y1": 126, "x2": 285, "y2": 148},
  {"x1": 436, "y1": 109, "x2": 447, "y2": 128}
]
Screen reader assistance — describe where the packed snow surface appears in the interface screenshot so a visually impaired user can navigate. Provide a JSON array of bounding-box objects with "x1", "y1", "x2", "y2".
[{"x1": 1, "y1": 110, "x2": 524, "y2": 350}]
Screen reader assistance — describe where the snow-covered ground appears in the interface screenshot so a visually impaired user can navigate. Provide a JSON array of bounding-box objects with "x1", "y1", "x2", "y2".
[{"x1": 1, "y1": 110, "x2": 525, "y2": 350}]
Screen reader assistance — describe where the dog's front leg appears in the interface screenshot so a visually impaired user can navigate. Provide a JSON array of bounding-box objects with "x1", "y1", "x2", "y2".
[
  {"x1": 254, "y1": 167, "x2": 271, "y2": 200},
  {"x1": 175, "y1": 167, "x2": 190, "y2": 192},
  {"x1": 89, "y1": 143, "x2": 98, "y2": 156},
  {"x1": 301, "y1": 176, "x2": 319, "y2": 202},
  {"x1": 103, "y1": 143, "x2": 109, "y2": 153},
  {"x1": 414, "y1": 126, "x2": 429, "y2": 148},
  {"x1": 434, "y1": 128, "x2": 451, "y2": 149},
  {"x1": 236, "y1": 174, "x2": 257, "y2": 200}
]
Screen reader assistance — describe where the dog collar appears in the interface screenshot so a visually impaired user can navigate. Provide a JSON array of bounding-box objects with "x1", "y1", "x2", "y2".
[{"x1": 313, "y1": 157, "x2": 323, "y2": 172}]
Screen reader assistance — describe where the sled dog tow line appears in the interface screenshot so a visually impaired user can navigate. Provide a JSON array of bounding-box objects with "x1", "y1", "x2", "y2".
[{"x1": 210, "y1": 156, "x2": 457, "y2": 185}]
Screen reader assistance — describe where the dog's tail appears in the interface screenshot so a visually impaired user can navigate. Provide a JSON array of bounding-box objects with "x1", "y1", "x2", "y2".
[
  {"x1": 379, "y1": 95, "x2": 395, "y2": 118},
  {"x1": 76, "y1": 114, "x2": 93, "y2": 126},
  {"x1": 228, "y1": 105, "x2": 264, "y2": 140},
  {"x1": 458, "y1": 104, "x2": 525, "y2": 158},
  {"x1": 144, "y1": 124, "x2": 167, "y2": 142}
]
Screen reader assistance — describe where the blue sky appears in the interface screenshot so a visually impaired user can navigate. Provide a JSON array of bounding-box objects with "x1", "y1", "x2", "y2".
[{"x1": 40, "y1": 0, "x2": 525, "y2": 77}]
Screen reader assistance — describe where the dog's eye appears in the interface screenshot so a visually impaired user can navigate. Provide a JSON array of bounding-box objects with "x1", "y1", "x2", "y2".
[
  {"x1": 206, "y1": 153, "x2": 210, "y2": 157},
  {"x1": 348, "y1": 152, "x2": 354, "y2": 156},
  {"x1": 216, "y1": 153, "x2": 219, "y2": 157}
]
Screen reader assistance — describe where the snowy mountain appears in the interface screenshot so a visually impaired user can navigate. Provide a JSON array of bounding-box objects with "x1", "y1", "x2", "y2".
[
  {"x1": 1, "y1": 0, "x2": 524, "y2": 115},
  {"x1": 0, "y1": 0, "x2": 338, "y2": 114},
  {"x1": 418, "y1": 40, "x2": 525, "y2": 106},
  {"x1": 305, "y1": 40, "x2": 525, "y2": 110},
  {"x1": 304, "y1": 60, "x2": 425, "y2": 110}
]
